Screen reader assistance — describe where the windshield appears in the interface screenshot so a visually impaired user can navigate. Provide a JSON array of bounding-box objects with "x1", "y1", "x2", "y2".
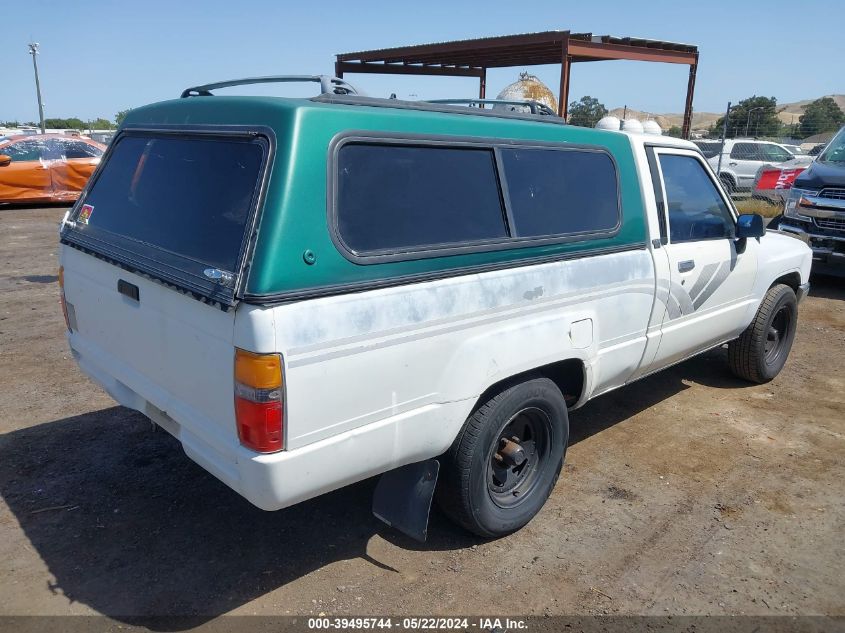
[{"x1": 819, "y1": 128, "x2": 845, "y2": 163}]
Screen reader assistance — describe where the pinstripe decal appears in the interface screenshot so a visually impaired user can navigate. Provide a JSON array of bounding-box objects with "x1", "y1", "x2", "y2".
[
  {"x1": 660, "y1": 258, "x2": 732, "y2": 320},
  {"x1": 666, "y1": 292, "x2": 682, "y2": 319},
  {"x1": 688, "y1": 262, "x2": 719, "y2": 301},
  {"x1": 693, "y1": 260, "x2": 732, "y2": 310},
  {"x1": 670, "y1": 281, "x2": 695, "y2": 315}
]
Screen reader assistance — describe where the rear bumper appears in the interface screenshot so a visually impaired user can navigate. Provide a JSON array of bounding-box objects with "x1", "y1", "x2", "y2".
[{"x1": 68, "y1": 332, "x2": 466, "y2": 511}]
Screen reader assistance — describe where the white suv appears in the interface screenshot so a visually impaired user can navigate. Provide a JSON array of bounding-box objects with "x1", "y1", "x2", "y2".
[{"x1": 695, "y1": 139, "x2": 803, "y2": 193}]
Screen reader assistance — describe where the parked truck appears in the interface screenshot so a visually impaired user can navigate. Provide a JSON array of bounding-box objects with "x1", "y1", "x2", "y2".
[
  {"x1": 779, "y1": 125, "x2": 845, "y2": 273},
  {"x1": 58, "y1": 76, "x2": 812, "y2": 541}
]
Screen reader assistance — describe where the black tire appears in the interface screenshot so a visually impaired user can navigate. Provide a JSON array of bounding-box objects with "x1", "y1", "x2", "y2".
[
  {"x1": 728, "y1": 284, "x2": 798, "y2": 384},
  {"x1": 720, "y1": 174, "x2": 736, "y2": 195},
  {"x1": 437, "y1": 377, "x2": 569, "y2": 538}
]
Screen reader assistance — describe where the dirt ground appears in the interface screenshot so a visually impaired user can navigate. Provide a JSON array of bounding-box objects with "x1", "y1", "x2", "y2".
[{"x1": 1, "y1": 206, "x2": 843, "y2": 624}]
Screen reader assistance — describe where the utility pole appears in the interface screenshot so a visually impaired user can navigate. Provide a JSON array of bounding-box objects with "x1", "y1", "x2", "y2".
[
  {"x1": 28, "y1": 43, "x2": 46, "y2": 134},
  {"x1": 716, "y1": 101, "x2": 731, "y2": 176},
  {"x1": 744, "y1": 106, "x2": 764, "y2": 138}
]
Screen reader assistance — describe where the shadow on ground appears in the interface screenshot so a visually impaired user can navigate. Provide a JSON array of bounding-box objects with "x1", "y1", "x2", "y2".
[
  {"x1": 809, "y1": 273, "x2": 845, "y2": 300},
  {"x1": 0, "y1": 349, "x2": 746, "y2": 625}
]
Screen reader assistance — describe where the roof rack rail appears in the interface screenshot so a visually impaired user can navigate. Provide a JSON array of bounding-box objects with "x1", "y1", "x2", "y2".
[
  {"x1": 180, "y1": 75, "x2": 359, "y2": 99},
  {"x1": 424, "y1": 99, "x2": 559, "y2": 117},
  {"x1": 312, "y1": 94, "x2": 567, "y2": 126}
]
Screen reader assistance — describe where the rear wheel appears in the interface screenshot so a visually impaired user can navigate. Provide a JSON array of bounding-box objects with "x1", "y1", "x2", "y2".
[
  {"x1": 437, "y1": 378, "x2": 568, "y2": 538},
  {"x1": 720, "y1": 174, "x2": 736, "y2": 195},
  {"x1": 728, "y1": 284, "x2": 798, "y2": 383}
]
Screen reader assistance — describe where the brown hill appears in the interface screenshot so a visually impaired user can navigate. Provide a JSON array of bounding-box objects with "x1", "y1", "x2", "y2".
[{"x1": 609, "y1": 95, "x2": 845, "y2": 131}]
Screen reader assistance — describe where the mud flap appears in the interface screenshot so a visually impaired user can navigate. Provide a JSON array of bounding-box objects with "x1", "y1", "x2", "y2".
[{"x1": 372, "y1": 459, "x2": 440, "y2": 542}]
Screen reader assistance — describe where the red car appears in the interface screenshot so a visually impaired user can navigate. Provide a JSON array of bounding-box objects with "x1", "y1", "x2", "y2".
[{"x1": 0, "y1": 134, "x2": 106, "y2": 204}]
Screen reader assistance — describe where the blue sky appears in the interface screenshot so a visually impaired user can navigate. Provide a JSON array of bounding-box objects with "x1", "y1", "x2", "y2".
[{"x1": 4, "y1": 0, "x2": 843, "y2": 123}]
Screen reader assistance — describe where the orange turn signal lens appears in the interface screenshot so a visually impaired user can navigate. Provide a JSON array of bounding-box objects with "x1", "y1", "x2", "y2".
[{"x1": 235, "y1": 349, "x2": 282, "y2": 389}]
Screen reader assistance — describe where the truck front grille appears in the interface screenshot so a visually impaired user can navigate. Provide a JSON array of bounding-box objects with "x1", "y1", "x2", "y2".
[
  {"x1": 819, "y1": 188, "x2": 845, "y2": 200},
  {"x1": 815, "y1": 217, "x2": 845, "y2": 231}
]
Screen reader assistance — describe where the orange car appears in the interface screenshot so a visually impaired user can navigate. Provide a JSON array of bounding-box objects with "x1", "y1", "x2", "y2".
[{"x1": 0, "y1": 134, "x2": 106, "y2": 204}]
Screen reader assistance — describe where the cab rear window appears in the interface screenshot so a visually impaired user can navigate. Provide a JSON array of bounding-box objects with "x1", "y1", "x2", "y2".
[{"x1": 76, "y1": 132, "x2": 265, "y2": 272}]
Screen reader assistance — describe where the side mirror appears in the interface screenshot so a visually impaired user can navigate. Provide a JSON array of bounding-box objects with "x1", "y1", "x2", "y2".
[
  {"x1": 736, "y1": 213, "x2": 766, "y2": 239},
  {"x1": 0, "y1": 154, "x2": 11, "y2": 167}
]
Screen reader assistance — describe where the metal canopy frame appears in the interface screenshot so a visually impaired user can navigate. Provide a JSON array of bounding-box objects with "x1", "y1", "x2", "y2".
[{"x1": 336, "y1": 31, "x2": 699, "y2": 138}]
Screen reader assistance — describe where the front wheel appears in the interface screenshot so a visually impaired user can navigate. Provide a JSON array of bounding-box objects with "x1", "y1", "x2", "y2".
[
  {"x1": 437, "y1": 377, "x2": 569, "y2": 538},
  {"x1": 728, "y1": 284, "x2": 798, "y2": 383}
]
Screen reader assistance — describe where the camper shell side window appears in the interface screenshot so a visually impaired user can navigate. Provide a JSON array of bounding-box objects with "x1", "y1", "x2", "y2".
[{"x1": 329, "y1": 133, "x2": 622, "y2": 264}]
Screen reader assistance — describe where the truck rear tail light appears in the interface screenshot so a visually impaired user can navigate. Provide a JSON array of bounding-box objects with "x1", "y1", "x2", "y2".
[{"x1": 234, "y1": 349, "x2": 284, "y2": 452}]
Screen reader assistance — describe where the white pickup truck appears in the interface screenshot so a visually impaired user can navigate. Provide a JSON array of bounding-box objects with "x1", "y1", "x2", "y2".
[{"x1": 58, "y1": 80, "x2": 812, "y2": 540}]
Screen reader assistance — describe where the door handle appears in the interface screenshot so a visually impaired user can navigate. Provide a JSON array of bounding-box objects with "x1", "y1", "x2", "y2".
[
  {"x1": 729, "y1": 162, "x2": 738, "y2": 166},
  {"x1": 117, "y1": 279, "x2": 140, "y2": 302},
  {"x1": 678, "y1": 260, "x2": 695, "y2": 273}
]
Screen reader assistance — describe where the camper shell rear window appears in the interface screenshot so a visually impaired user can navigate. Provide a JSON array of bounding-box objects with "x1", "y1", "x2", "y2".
[{"x1": 61, "y1": 127, "x2": 272, "y2": 307}]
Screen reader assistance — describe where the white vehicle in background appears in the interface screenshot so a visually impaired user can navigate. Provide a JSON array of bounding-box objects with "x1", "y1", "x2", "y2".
[
  {"x1": 695, "y1": 139, "x2": 808, "y2": 193},
  {"x1": 781, "y1": 144, "x2": 806, "y2": 156}
]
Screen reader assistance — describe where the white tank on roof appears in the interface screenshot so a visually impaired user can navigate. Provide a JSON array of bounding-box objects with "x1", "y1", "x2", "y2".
[
  {"x1": 621, "y1": 118, "x2": 644, "y2": 134},
  {"x1": 643, "y1": 120, "x2": 663, "y2": 135},
  {"x1": 595, "y1": 116, "x2": 621, "y2": 131},
  {"x1": 494, "y1": 72, "x2": 558, "y2": 113}
]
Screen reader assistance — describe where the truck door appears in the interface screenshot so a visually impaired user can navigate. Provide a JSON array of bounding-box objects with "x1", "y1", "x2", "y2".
[{"x1": 648, "y1": 147, "x2": 759, "y2": 369}]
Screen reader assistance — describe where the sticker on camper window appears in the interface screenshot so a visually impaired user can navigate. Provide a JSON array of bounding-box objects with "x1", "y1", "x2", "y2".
[{"x1": 78, "y1": 204, "x2": 94, "y2": 224}]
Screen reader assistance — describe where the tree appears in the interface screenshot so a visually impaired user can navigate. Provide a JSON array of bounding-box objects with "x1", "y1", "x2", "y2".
[
  {"x1": 115, "y1": 109, "x2": 132, "y2": 127},
  {"x1": 90, "y1": 118, "x2": 116, "y2": 130},
  {"x1": 44, "y1": 117, "x2": 86, "y2": 130},
  {"x1": 666, "y1": 125, "x2": 683, "y2": 138},
  {"x1": 798, "y1": 97, "x2": 845, "y2": 138},
  {"x1": 712, "y1": 96, "x2": 780, "y2": 138},
  {"x1": 567, "y1": 96, "x2": 608, "y2": 128}
]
